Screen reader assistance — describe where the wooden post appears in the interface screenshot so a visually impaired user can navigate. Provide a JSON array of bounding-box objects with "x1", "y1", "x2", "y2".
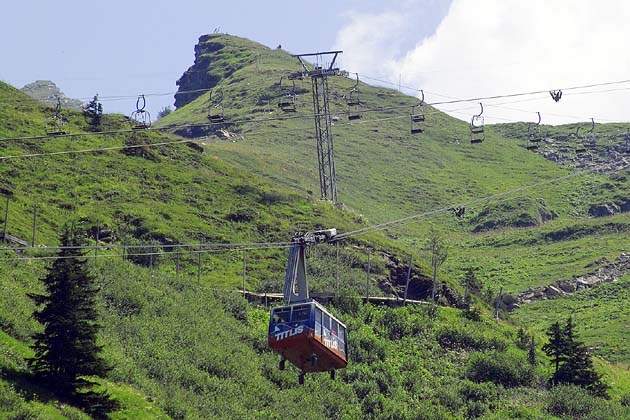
[
  {"x1": 431, "y1": 257, "x2": 438, "y2": 302},
  {"x1": 335, "y1": 242, "x2": 340, "y2": 296},
  {"x1": 95, "y1": 222, "x2": 100, "y2": 257},
  {"x1": 242, "y1": 249, "x2": 247, "y2": 293},
  {"x1": 495, "y1": 287, "x2": 503, "y2": 322},
  {"x1": 31, "y1": 204, "x2": 38, "y2": 247},
  {"x1": 403, "y1": 255, "x2": 413, "y2": 306},
  {"x1": 365, "y1": 251, "x2": 371, "y2": 303},
  {"x1": 464, "y1": 274, "x2": 470, "y2": 309},
  {"x1": 2, "y1": 195, "x2": 9, "y2": 242},
  {"x1": 197, "y1": 250, "x2": 202, "y2": 286},
  {"x1": 176, "y1": 251, "x2": 181, "y2": 278}
]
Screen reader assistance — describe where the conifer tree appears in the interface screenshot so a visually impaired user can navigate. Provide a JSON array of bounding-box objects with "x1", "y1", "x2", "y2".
[
  {"x1": 29, "y1": 227, "x2": 110, "y2": 404},
  {"x1": 83, "y1": 94, "x2": 103, "y2": 131},
  {"x1": 528, "y1": 334, "x2": 536, "y2": 366},
  {"x1": 557, "y1": 317, "x2": 608, "y2": 397},
  {"x1": 542, "y1": 317, "x2": 608, "y2": 397},
  {"x1": 542, "y1": 321, "x2": 565, "y2": 380}
]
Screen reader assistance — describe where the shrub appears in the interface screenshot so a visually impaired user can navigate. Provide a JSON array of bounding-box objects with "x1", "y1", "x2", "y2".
[
  {"x1": 466, "y1": 350, "x2": 534, "y2": 387},
  {"x1": 546, "y1": 384, "x2": 596, "y2": 418},
  {"x1": 437, "y1": 326, "x2": 508, "y2": 352}
]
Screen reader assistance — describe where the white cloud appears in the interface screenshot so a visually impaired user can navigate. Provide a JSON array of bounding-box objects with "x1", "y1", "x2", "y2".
[{"x1": 335, "y1": 0, "x2": 630, "y2": 125}]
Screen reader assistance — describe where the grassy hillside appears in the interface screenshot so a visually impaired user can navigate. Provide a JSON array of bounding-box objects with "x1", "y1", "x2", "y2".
[
  {"x1": 0, "y1": 33, "x2": 630, "y2": 418},
  {"x1": 158, "y1": 34, "x2": 630, "y2": 284},
  {"x1": 157, "y1": 34, "x2": 630, "y2": 366},
  {"x1": 2, "y1": 257, "x2": 629, "y2": 419},
  {"x1": 513, "y1": 274, "x2": 630, "y2": 364}
]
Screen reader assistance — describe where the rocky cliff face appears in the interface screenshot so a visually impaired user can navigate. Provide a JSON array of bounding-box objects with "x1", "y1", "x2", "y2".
[
  {"x1": 174, "y1": 34, "x2": 261, "y2": 108},
  {"x1": 20, "y1": 80, "x2": 83, "y2": 111}
]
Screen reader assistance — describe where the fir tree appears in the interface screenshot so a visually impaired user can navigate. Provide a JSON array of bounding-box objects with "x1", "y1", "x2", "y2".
[
  {"x1": 83, "y1": 94, "x2": 103, "y2": 131},
  {"x1": 542, "y1": 317, "x2": 608, "y2": 397},
  {"x1": 29, "y1": 227, "x2": 112, "y2": 408},
  {"x1": 542, "y1": 321, "x2": 566, "y2": 381},
  {"x1": 528, "y1": 334, "x2": 536, "y2": 366}
]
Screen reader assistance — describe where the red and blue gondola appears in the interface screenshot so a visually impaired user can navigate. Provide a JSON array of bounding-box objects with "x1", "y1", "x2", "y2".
[{"x1": 268, "y1": 300, "x2": 348, "y2": 374}]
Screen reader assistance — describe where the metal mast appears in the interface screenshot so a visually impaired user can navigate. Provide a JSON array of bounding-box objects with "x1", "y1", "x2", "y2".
[{"x1": 289, "y1": 51, "x2": 345, "y2": 203}]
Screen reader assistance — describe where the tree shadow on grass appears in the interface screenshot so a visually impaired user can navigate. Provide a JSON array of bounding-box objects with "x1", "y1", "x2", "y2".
[{"x1": 1, "y1": 366, "x2": 119, "y2": 419}]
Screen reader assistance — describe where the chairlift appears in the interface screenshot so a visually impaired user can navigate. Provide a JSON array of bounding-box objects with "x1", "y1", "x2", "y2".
[
  {"x1": 46, "y1": 97, "x2": 67, "y2": 136},
  {"x1": 278, "y1": 79, "x2": 297, "y2": 113},
  {"x1": 526, "y1": 112, "x2": 542, "y2": 151},
  {"x1": 549, "y1": 90, "x2": 563, "y2": 102},
  {"x1": 130, "y1": 95, "x2": 151, "y2": 130},
  {"x1": 208, "y1": 89, "x2": 225, "y2": 123},
  {"x1": 347, "y1": 73, "x2": 362, "y2": 121},
  {"x1": 268, "y1": 229, "x2": 348, "y2": 385},
  {"x1": 410, "y1": 90, "x2": 425, "y2": 135},
  {"x1": 470, "y1": 102, "x2": 485, "y2": 144}
]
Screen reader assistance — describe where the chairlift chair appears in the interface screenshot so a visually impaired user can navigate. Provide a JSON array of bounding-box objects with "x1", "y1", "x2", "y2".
[
  {"x1": 208, "y1": 105, "x2": 225, "y2": 123},
  {"x1": 410, "y1": 90, "x2": 425, "y2": 134},
  {"x1": 130, "y1": 95, "x2": 151, "y2": 130},
  {"x1": 278, "y1": 80, "x2": 297, "y2": 112},
  {"x1": 207, "y1": 89, "x2": 225, "y2": 123},
  {"x1": 470, "y1": 102, "x2": 485, "y2": 144},
  {"x1": 347, "y1": 73, "x2": 362, "y2": 120},
  {"x1": 46, "y1": 97, "x2": 67, "y2": 136}
]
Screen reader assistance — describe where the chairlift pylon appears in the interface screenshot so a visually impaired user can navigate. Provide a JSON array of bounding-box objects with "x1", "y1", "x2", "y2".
[
  {"x1": 130, "y1": 95, "x2": 151, "y2": 130},
  {"x1": 410, "y1": 90, "x2": 425, "y2": 135},
  {"x1": 46, "y1": 97, "x2": 67, "y2": 136},
  {"x1": 207, "y1": 89, "x2": 225, "y2": 123},
  {"x1": 470, "y1": 102, "x2": 485, "y2": 144},
  {"x1": 526, "y1": 112, "x2": 542, "y2": 151},
  {"x1": 347, "y1": 73, "x2": 362, "y2": 121}
]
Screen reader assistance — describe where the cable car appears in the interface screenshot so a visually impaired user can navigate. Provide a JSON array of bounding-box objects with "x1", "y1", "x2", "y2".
[
  {"x1": 470, "y1": 102, "x2": 484, "y2": 144},
  {"x1": 130, "y1": 95, "x2": 151, "y2": 130},
  {"x1": 267, "y1": 229, "x2": 348, "y2": 384},
  {"x1": 268, "y1": 300, "x2": 348, "y2": 383}
]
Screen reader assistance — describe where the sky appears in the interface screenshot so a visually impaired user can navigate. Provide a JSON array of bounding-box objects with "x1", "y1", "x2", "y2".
[{"x1": 1, "y1": 0, "x2": 629, "y2": 126}]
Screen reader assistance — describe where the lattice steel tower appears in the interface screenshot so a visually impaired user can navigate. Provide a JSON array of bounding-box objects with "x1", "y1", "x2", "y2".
[{"x1": 289, "y1": 51, "x2": 346, "y2": 203}]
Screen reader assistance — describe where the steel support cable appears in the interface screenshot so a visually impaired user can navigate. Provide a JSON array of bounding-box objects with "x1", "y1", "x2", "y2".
[
  {"x1": 0, "y1": 239, "x2": 294, "y2": 252},
  {"x1": 0, "y1": 243, "x2": 294, "y2": 262}
]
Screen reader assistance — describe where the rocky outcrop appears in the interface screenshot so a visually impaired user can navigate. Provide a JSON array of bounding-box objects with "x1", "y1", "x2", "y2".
[
  {"x1": 21, "y1": 80, "x2": 83, "y2": 111},
  {"x1": 504, "y1": 253, "x2": 630, "y2": 310},
  {"x1": 588, "y1": 203, "x2": 620, "y2": 217},
  {"x1": 174, "y1": 34, "x2": 260, "y2": 108}
]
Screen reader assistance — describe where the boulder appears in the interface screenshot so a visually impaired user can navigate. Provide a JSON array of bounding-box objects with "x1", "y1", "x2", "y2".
[
  {"x1": 588, "y1": 204, "x2": 619, "y2": 217},
  {"x1": 558, "y1": 282, "x2": 576, "y2": 293}
]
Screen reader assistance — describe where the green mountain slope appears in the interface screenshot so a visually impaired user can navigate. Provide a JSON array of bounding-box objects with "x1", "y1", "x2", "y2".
[
  {"x1": 158, "y1": 34, "x2": 630, "y2": 362},
  {"x1": 0, "y1": 33, "x2": 629, "y2": 418}
]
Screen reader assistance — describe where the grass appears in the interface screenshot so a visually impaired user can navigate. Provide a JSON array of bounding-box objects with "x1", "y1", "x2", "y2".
[
  {"x1": 0, "y1": 33, "x2": 629, "y2": 417},
  {"x1": 512, "y1": 275, "x2": 630, "y2": 364}
]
